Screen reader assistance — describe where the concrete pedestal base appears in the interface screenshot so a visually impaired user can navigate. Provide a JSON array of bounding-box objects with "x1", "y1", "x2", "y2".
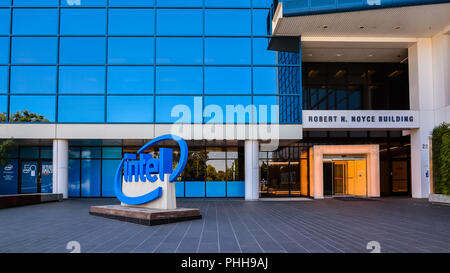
[{"x1": 90, "y1": 205, "x2": 202, "y2": 226}]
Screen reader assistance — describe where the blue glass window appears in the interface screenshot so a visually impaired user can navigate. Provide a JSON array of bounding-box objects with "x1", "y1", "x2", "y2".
[
  {"x1": 107, "y1": 66, "x2": 153, "y2": 94},
  {"x1": 69, "y1": 147, "x2": 81, "y2": 158},
  {"x1": 11, "y1": 66, "x2": 57, "y2": 94},
  {"x1": 108, "y1": 37, "x2": 154, "y2": 64},
  {"x1": 102, "y1": 147, "x2": 122, "y2": 159},
  {"x1": 156, "y1": 0, "x2": 202, "y2": 7},
  {"x1": 156, "y1": 67, "x2": 202, "y2": 94},
  {"x1": 185, "y1": 181, "x2": 205, "y2": 197},
  {"x1": 253, "y1": 67, "x2": 277, "y2": 94},
  {"x1": 0, "y1": 9, "x2": 10, "y2": 35},
  {"x1": 155, "y1": 96, "x2": 200, "y2": 123},
  {"x1": 13, "y1": 9, "x2": 58, "y2": 35},
  {"x1": 81, "y1": 159, "x2": 101, "y2": 197},
  {"x1": 68, "y1": 159, "x2": 80, "y2": 197},
  {"x1": 156, "y1": 37, "x2": 202, "y2": 65},
  {"x1": 0, "y1": 95, "x2": 6, "y2": 117},
  {"x1": 60, "y1": 37, "x2": 106, "y2": 64},
  {"x1": 109, "y1": 0, "x2": 154, "y2": 6},
  {"x1": 157, "y1": 9, "x2": 202, "y2": 35},
  {"x1": 61, "y1": 9, "x2": 106, "y2": 35},
  {"x1": 9, "y1": 95, "x2": 56, "y2": 122},
  {"x1": 253, "y1": 9, "x2": 269, "y2": 35},
  {"x1": 14, "y1": 0, "x2": 58, "y2": 7},
  {"x1": 204, "y1": 96, "x2": 252, "y2": 123},
  {"x1": 81, "y1": 147, "x2": 101, "y2": 158},
  {"x1": 101, "y1": 159, "x2": 121, "y2": 197},
  {"x1": 0, "y1": 66, "x2": 8, "y2": 93},
  {"x1": 59, "y1": 66, "x2": 105, "y2": 94},
  {"x1": 253, "y1": 96, "x2": 278, "y2": 123},
  {"x1": 107, "y1": 95, "x2": 154, "y2": 122},
  {"x1": 108, "y1": 9, "x2": 154, "y2": 35},
  {"x1": 205, "y1": 38, "x2": 251, "y2": 65},
  {"x1": 0, "y1": 38, "x2": 8, "y2": 64},
  {"x1": 205, "y1": 67, "x2": 251, "y2": 94},
  {"x1": 12, "y1": 37, "x2": 57, "y2": 64},
  {"x1": 253, "y1": 37, "x2": 276, "y2": 65},
  {"x1": 253, "y1": 0, "x2": 273, "y2": 7},
  {"x1": 20, "y1": 147, "x2": 39, "y2": 158},
  {"x1": 40, "y1": 147, "x2": 52, "y2": 159},
  {"x1": 58, "y1": 96, "x2": 105, "y2": 122},
  {"x1": 205, "y1": 0, "x2": 250, "y2": 7},
  {"x1": 61, "y1": 0, "x2": 106, "y2": 7},
  {"x1": 205, "y1": 9, "x2": 251, "y2": 36},
  {"x1": 0, "y1": 0, "x2": 8, "y2": 7}
]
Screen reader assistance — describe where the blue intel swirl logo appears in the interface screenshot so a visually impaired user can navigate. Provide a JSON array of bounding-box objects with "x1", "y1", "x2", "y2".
[{"x1": 114, "y1": 134, "x2": 188, "y2": 205}]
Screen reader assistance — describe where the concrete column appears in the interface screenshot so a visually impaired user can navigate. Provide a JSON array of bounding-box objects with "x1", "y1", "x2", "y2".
[
  {"x1": 52, "y1": 139, "x2": 69, "y2": 199},
  {"x1": 245, "y1": 140, "x2": 259, "y2": 200},
  {"x1": 408, "y1": 38, "x2": 435, "y2": 198}
]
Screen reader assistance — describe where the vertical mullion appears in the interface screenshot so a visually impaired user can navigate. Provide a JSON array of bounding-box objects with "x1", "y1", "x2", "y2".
[{"x1": 7, "y1": 4, "x2": 12, "y2": 122}]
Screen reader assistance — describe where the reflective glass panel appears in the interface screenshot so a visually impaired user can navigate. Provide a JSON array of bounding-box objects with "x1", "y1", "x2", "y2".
[
  {"x1": 101, "y1": 159, "x2": 121, "y2": 197},
  {"x1": 60, "y1": 37, "x2": 106, "y2": 64},
  {"x1": 11, "y1": 66, "x2": 57, "y2": 94},
  {"x1": 14, "y1": 0, "x2": 58, "y2": 6},
  {"x1": 68, "y1": 159, "x2": 80, "y2": 197},
  {"x1": 155, "y1": 96, "x2": 199, "y2": 123},
  {"x1": 58, "y1": 96, "x2": 105, "y2": 122},
  {"x1": 253, "y1": 67, "x2": 277, "y2": 94},
  {"x1": 9, "y1": 95, "x2": 56, "y2": 122},
  {"x1": 253, "y1": 38, "x2": 276, "y2": 65},
  {"x1": 156, "y1": 0, "x2": 202, "y2": 7},
  {"x1": 0, "y1": 95, "x2": 7, "y2": 120},
  {"x1": 0, "y1": 9, "x2": 10, "y2": 35},
  {"x1": 12, "y1": 37, "x2": 57, "y2": 64},
  {"x1": 156, "y1": 37, "x2": 202, "y2": 65},
  {"x1": 108, "y1": 37, "x2": 154, "y2": 64},
  {"x1": 205, "y1": 9, "x2": 250, "y2": 36},
  {"x1": 205, "y1": 67, "x2": 251, "y2": 94},
  {"x1": 81, "y1": 147, "x2": 101, "y2": 158},
  {"x1": 61, "y1": 0, "x2": 106, "y2": 7},
  {"x1": 109, "y1": 0, "x2": 154, "y2": 7},
  {"x1": 205, "y1": 38, "x2": 250, "y2": 65},
  {"x1": 107, "y1": 95, "x2": 153, "y2": 122},
  {"x1": 0, "y1": 38, "x2": 7, "y2": 64},
  {"x1": 13, "y1": 9, "x2": 57, "y2": 35},
  {"x1": 107, "y1": 66, "x2": 153, "y2": 94},
  {"x1": 61, "y1": 9, "x2": 106, "y2": 35},
  {"x1": 102, "y1": 147, "x2": 122, "y2": 159},
  {"x1": 0, "y1": 66, "x2": 8, "y2": 93},
  {"x1": 252, "y1": 9, "x2": 269, "y2": 35},
  {"x1": 253, "y1": 96, "x2": 278, "y2": 123},
  {"x1": 157, "y1": 9, "x2": 202, "y2": 35},
  {"x1": 108, "y1": 9, "x2": 154, "y2": 35},
  {"x1": 205, "y1": 0, "x2": 250, "y2": 7},
  {"x1": 253, "y1": 0, "x2": 272, "y2": 7},
  {"x1": 156, "y1": 67, "x2": 202, "y2": 94},
  {"x1": 204, "y1": 96, "x2": 252, "y2": 123},
  {"x1": 59, "y1": 66, "x2": 105, "y2": 94}
]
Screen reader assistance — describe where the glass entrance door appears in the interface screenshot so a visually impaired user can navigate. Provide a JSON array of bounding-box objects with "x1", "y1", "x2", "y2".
[
  {"x1": 20, "y1": 161, "x2": 39, "y2": 193},
  {"x1": 333, "y1": 162, "x2": 346, "y2": 195}
]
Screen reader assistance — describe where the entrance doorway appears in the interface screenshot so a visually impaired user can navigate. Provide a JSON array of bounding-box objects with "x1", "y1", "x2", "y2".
[
  {"x1": 19, "y1": 160, "x2": 53, "y2": 194},
  {"x1": 323, "y1": 157, "x2": 367, "y2": 197}
]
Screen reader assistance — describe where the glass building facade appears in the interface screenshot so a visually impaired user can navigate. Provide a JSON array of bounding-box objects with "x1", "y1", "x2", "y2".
[{"x1": 0, "y1": 0, "x2": 301, "y2": 124}]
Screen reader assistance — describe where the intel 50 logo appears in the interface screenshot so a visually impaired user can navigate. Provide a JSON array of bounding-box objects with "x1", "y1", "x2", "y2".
[{"x1": 114, "y1": 135, "x2": 188, "y2": 205}]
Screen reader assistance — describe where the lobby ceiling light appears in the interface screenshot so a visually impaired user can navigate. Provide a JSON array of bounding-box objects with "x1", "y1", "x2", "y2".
[
  {"x1": 368, "y1": 54, "x2": 374, "y2": 57},
  {"x1": 336, "y1": 53, "x2": 342, "y2": 57},
  {"x1": 307, "y1": 69, "x2": 319, "y2": 78},
  {"x1": 388, "y1": 70, "x2": 402, "y2": 78}
]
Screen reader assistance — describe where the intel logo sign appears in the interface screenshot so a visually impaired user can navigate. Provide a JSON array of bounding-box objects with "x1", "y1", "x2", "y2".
[{"x1": 114, "y1": 134, "x2": 188, "y2": 206}]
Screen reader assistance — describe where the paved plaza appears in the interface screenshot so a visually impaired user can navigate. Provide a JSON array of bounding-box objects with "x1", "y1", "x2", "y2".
[{"x1": 0, "y1": 197, "x2": 449, "y2": 253}]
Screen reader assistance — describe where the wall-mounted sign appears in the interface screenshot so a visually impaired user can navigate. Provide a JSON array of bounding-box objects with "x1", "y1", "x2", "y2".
[
  {"x1": 114, "y1": 134, "x2": 188, "y2": 210},
  {"x1": 302, "y1": 110, "x2": 419, "y2": 129}
]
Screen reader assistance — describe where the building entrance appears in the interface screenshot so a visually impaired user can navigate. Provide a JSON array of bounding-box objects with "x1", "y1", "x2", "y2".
[
  {"x1": 323, "y1": 156, "x2": 367, "y2": 197},
  {"x1": 19, "y1": 160, "x2": 53, "y2": 194}
]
